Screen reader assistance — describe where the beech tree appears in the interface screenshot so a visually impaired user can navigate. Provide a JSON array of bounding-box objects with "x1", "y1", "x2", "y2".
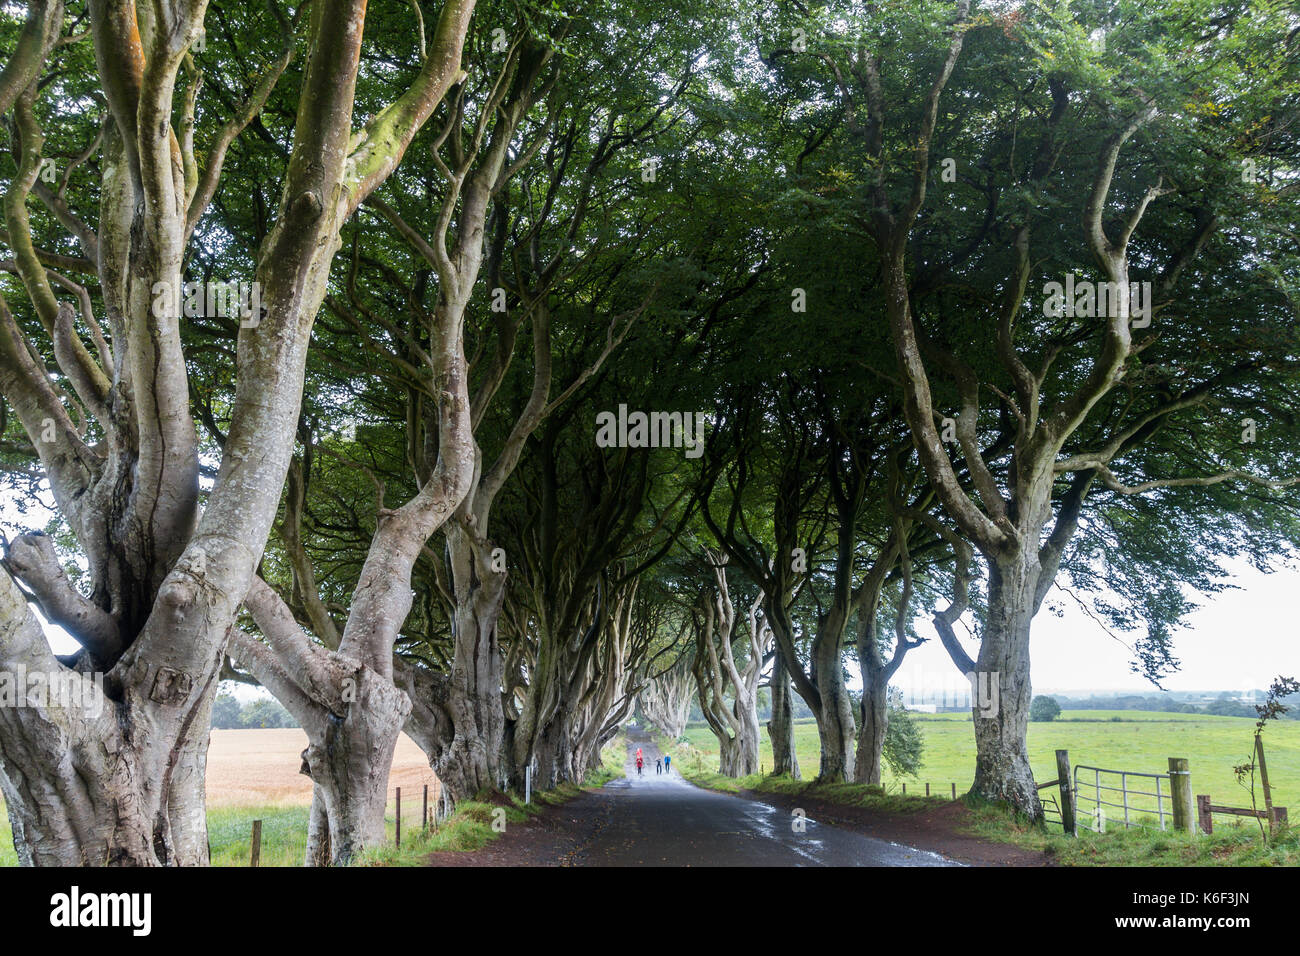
[
  {"x1": 0, "y1": 0, "x2": 476, "y2": 865},
  {"x1": 637, "y1": 653, "x2": 692, "y2": 741},
  {"x1": 774, "y1": 0, "x2": 1300, "y2": 816},
  {"x1": 225, "y1": 12, "x2": 561, "y2": 864},
  {"x1": 691, "y1": 551, "x2": 768, "y2": 776}
]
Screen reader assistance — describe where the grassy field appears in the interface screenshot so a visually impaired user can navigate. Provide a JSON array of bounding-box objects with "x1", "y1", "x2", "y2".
[
  {"x1": 676, "y1": 711, "x2": 1300, "y2": 816},
  {"x1": 0, "y1": 732, "x2": 627, "y2": 867}
]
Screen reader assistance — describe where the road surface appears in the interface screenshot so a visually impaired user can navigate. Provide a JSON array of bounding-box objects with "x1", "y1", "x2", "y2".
[{"x1": 565, "y1": 731, "x2": 959, "y2": 866}]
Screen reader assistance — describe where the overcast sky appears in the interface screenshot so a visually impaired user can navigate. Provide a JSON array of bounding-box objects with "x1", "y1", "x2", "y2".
[{"x1": 892, "y1": 556, "x2": 1300, "y2": 697}]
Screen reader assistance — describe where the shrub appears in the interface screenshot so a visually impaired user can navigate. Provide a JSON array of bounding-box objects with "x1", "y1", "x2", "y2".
[{"x1": 1030, "y1": 696, "x2": 1062, "y2": 722}]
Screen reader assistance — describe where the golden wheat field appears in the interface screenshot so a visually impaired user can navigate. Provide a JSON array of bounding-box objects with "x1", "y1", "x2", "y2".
[{"x1": 205, "y1": 729, "x2": 439, "y2": 808}]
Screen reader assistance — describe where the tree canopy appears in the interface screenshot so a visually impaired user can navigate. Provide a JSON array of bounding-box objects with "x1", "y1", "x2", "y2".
[{"x1": 1, "y1": 0, "x2": 1297, "y2": 863}]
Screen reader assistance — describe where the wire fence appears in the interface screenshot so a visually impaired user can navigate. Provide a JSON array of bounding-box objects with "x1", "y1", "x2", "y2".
[{"x1": 237, "y1": 771, "x2": 448, "y2": 866}]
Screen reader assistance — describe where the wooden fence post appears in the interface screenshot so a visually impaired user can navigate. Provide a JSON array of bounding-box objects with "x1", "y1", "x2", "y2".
[
  {"x1": 1197, "y1": 794, "x2": 1213, "y2": 834},
  {"x1": 925, "y1": 783, "x2": 930, "y2": 797},
  {"x1": 250, "y1": 820, "x2": 262, "y2": 867},
  {"x1": 1056, "y1": 750, "x2": 1076, "y2": 836},
  {"x1": 423, "y1": 784, "x2": 429, "y2": 831},
  {"x1": 1168, "y1": 758, "x2": 1192, "y2": 832},
  {"x1": 395, "y1": 787, "x2": 401, "y2": 849},
  {"x1": 951, "y1": 783, "x2": 957, "y2": 800},
  {"x1": 1256, "y1": 737, "x2": 1277, "y2": 833}
]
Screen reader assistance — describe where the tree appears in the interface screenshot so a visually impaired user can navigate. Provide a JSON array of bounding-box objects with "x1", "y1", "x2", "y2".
[
  {"x1": 0, "y1": 0, "x2": 476, "y2": 865},
  {"x1": 238, "y1": 697, "x2": 294, "y2": 730},
  {"x1": 638, "y1": 656, "x2": 693, "y2": 741},
  {"x1": 776, "y1": 0, "x2": 1300, "y2": 818},
  {"x1": 691, "y1": 552, "x2": 767, "y2": 777},
  {"x1": 1030, "y1": 696, "x2": 1061, "y2": 723},
  {"x1": 882, "y1": 692, "x2": 924, "y2": 778},
  {"x1": 212, "y1": 694, "x2": 242, "y2": 730},
  {"x1": 226, "y1": 7, "x2": 557, "y2": 865}
]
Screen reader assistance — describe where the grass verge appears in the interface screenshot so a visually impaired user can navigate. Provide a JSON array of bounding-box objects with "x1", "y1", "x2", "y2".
[
  {"x1": 357, "y1": 734, "x2": 627, "y2": 866},
  {"x1": 965, "y1": 802, "x2": 1299, "y2": 866}
]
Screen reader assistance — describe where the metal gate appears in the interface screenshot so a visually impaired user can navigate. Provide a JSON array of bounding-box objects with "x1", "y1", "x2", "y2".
[{"x1": 1073, "y1": 764, "x2": 1172, "y2": 832}]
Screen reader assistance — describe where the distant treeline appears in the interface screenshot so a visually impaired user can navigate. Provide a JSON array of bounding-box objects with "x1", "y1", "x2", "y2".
[
  {"x1": 212, "y1": 694, "x2": 299, "y2": 730},
  {"x1": 697, "y1": 690, "x2": 1300, "y2": 722},
  {"x1": 1056, "y1": 692, "x2": 1300, "y2": 720}
]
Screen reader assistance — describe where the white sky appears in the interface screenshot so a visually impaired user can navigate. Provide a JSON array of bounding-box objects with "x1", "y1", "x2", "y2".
[{"x1": 891, "y1": 556, "x2": 1300, "y2": 696}]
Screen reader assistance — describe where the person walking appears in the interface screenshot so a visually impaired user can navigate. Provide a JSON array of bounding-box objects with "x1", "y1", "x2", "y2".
[
  {"x1": 664, "y1": 754, "x2": 671, "y2": 774},
  {"x1": 656, "y1": 757, "x2": 663, "y2": 774}
]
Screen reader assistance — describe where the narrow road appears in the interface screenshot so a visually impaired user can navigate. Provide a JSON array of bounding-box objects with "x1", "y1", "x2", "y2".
[{"x1": 565, "y1": 730, "x2": 959, "y2": 866}]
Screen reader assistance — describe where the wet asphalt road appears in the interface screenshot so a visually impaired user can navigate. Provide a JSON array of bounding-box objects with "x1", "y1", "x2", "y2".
[{"x1": 574, "y1": 732, "x2": 959, "y2": 867}]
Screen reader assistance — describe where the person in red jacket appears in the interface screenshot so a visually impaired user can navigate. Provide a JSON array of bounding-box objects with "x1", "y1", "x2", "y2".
[{"x1": 635, "y1": 746, "x2": 644, "y2": 775}]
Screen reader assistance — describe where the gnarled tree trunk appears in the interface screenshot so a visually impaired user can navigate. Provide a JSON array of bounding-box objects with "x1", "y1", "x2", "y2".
[
  {"x1": 0, "y1": 0, "x2": 478, "y2": 864},
  {"x1": 693, "y1": 555, "x2": 767, "y2": 778},
  {"x1": 968, "y1": 557, "x2": 1040, "y2": 814},
  {"x1": 766, "y1": 645, "x2": 800, "y2": 778},
  {"x1": 431, "y1": 521, "x2": 507, "y2": 798}
]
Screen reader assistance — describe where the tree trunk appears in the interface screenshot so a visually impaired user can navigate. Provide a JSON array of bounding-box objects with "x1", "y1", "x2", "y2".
[
  {"x1": 812, "y1": 635, "x2": 856, "y2": 782},
  {"x1": 300, "y1": 665, "x2": 412, "y2": 866},
  {"x1": 854, "y1": 672, "x2": 889, "y2": 786},
  {"x1": 305, "y1": 785, "x2": 332, "y2": 867},
  {"x1": 0, "y1": 560, "x2": 227, "y2": 865},
  {"x1": 969, "y1": 557, "x2": 1042, "y2": 819},
  {"x1": 719, "y1": 708, "x2": 761, "y2": 777},
  {"x1": 767, "y1": 647, "x2": 800, "y2": 778},
  {"x1": 166, "y1": 696, "x2": 218, "y2": 866},
  {"x1": 530, "y1": 702, "x2": 570, "y2": 790},
  {"x1": 431, "y1": 520, "x2": 507, "y2": 800}
]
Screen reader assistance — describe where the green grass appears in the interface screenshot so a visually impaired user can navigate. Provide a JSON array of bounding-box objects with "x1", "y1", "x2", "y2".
[
  {"x1": 0, "y1": 735, "x2": 628, "y2": 867},
  {"x1": 965, "y1": 802, "x2": 1299, "y2": 866},
  {"x1": 0, "y1": 806, "x2": 13, "y2": 868},
  {"x1": 677, "y1": 711, "x2": 1300, "y2": 813},
  {"x1": 209, "y1": 805, "x2": 312, "y2": 866},
  {"x1": 586, "y1": 734, "x2": 629, "y2": 788},
  {"x1": 358, "y1": 798, "x2": 529, "y2": 866}
]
